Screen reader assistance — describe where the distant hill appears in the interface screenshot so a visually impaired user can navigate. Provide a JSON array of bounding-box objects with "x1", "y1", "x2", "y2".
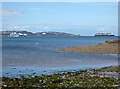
[
  {"x1": 0, "y1": 31, "x2": 80, "y2": 37},
  {"x1": 35, "y1": 32, "x2": 79, "y2": 37}
]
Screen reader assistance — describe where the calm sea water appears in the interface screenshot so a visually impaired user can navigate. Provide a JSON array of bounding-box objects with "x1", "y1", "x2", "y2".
[{"x1": 2, "y1": 36, "x2": 118, "y2": 77}]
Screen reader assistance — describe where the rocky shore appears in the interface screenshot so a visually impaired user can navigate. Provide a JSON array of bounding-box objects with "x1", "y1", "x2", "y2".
[
  {"x1": 2, "y1": 66, "x2": 119, "y2": 88},
  {"x1": 59, "y1": 39, "x2": 120, "y2": 54}
]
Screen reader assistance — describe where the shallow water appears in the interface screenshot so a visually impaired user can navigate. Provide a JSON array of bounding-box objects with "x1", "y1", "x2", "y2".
[{"x1": 2, "y1": 36, "x2": 118, "y2": 77}]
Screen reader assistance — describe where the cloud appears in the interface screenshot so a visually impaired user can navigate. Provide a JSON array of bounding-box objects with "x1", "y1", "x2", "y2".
[
  {"x1": 98, "y1": 27, "x2": 107, "y2": 31},
  {"x1": 0, "y1": 9, "x2": 24, "y2": 16},
  {"x1": 44, "y1": 26, "x2": 49, "y2": 29},
  {"x1": 29, "y1": 8, "x2": 41, "y2": 11},
  {"x1": 97, "y1": 26, "x2": 117, "y2": 32}
]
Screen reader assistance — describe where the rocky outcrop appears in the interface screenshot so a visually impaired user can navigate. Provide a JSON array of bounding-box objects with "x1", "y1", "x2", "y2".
[{"x1": 105, "y1": 39, "x2": 120, "y2": 43}]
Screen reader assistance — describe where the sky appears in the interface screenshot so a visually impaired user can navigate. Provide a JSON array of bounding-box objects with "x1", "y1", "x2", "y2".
[{"x1": 2, "y1": 2, "x2": 118, "y2": 36}]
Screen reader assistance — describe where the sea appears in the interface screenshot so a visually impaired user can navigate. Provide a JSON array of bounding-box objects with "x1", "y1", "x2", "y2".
[{"x1": 2, "y1": 36, "x2": 118, "y2": 77}]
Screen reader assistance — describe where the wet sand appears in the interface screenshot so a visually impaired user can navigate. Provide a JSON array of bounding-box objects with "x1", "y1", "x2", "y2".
[{"x1": 59, "y1": 39, "x2": 120, "y2": 54}]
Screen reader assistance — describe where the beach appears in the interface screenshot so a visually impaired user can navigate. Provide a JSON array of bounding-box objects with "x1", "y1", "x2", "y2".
[
  {"x1": 2, "y1": 66, "x2": 119, "y2": 88},
  {"x1": 59, "y1": 39, "x2": 120, "y2": 54},
  {"x1": 2, "y1": 36, "x2": 118, "y2": 77},
  {"x1": 2, "y1": 37, "x2": 119, "y2": 88},
  {"x1": 2, "y1": 1, "x2": 118, "y2": 88}
]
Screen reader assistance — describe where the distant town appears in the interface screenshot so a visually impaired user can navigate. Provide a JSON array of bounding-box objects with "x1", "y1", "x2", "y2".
[{"x1": 0, "y1": 31, "x2": 80, "y2": 37}]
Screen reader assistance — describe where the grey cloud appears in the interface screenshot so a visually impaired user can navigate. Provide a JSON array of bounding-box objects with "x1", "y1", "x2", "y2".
[{"x1": 0, "y1": 9, "x2": 24, "y2": 16}]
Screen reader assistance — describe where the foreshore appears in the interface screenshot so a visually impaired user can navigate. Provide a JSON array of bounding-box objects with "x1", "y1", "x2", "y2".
[
  {"x1": 2, "y1": 66, "x2": 119, "y2": 88},
  {"x1": 59, "y1": 39, "x2": 120, "y2": 54},
  {"x1": 2, "y1": 39, "x2": 120, "y2": 88}
]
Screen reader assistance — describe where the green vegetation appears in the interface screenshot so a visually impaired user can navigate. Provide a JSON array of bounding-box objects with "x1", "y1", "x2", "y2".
[
  {"x1": 96, "y1": 66, "x2": 120, "y2": 72},
  {"x1": 2, "y1": 66, "x2": 119, "y2": 88}
]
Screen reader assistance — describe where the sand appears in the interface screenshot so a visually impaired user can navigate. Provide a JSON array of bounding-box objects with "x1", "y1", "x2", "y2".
[{"x1": 59, "y1": 39, "x2": 120, "y2": 54}]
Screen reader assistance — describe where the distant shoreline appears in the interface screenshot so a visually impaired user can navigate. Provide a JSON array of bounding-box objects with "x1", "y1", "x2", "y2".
[
  {"x1": 59, "y1": 39, "x2": 120, "y2": 54},
  {"x1": 0, "y1": 31, "x2": 80, "y2": 37}
]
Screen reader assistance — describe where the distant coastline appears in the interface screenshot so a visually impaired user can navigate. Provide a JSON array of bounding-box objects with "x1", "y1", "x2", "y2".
[{"x1": 0, "y1": 31, "x2": 80, "y2": 37}]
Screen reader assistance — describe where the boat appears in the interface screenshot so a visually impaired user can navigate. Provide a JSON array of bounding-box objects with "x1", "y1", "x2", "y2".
[
  {"x1": 9, "y1": 32, "x2": 19, "y2": 37},
  {"x1": 18, "y1": 33, "x2": 27, "y2": 37},
  {"x1": 95, "y1": 32, "x2": 114, "y2": 36},
  {"x1": 9, "y1": 32, "x2": 27, "y2": 37}
]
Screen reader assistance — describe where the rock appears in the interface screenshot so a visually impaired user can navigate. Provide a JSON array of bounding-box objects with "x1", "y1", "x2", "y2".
[
  {"x1": 113, "y1": 39, "x2": 120, "y2": 43},
  {"x1": 98, "y1": 43, "x2": 103, "y2": 45},
  {"x1": 105, "y1": 40, "x2": 111, "y2": 43},
  {"x1": 105, "y1": 39, "x2": 120, "y2": 43}
]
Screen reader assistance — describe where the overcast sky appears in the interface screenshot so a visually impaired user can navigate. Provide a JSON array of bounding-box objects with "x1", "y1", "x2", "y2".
[{"x1": 2, "y1": 2, "x2": 118, "y2": 36}]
